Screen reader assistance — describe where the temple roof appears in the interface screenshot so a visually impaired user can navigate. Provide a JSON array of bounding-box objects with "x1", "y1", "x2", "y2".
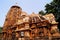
[
  {"x1": 11, "y1": 5, "x2": 22, "y2": 10},
  {"x1": 3, "y1": 5, "x2": 58, "y2": 30},
  {"x1": 43, "y1": 13, "x2": 58, "y2": 24},
  {"x1": 16, "y1": 12, "x2": 49, "y2": 25},
  {"x1": 11, "y1": 5, "x2": 20, "y2": 8}
]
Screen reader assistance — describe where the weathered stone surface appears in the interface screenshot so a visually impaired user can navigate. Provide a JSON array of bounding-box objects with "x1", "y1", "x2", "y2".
[{"x1": 2, "y1": 5, "x2": 60, "y2": 40}]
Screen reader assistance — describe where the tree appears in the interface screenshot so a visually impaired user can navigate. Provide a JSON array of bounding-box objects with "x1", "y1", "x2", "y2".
[
  {"x1": 45, "y1": 0, "x2": 60, "y2": 30},
  {"x1": 39, "y1": 10, "x2": 45, "y2": 15},
  {"x1": 0, "y1": 27, "x2": 2, "y2": 33},
  {"x1": 45, "y1": 0, "x2": 60, "y2": 21}
]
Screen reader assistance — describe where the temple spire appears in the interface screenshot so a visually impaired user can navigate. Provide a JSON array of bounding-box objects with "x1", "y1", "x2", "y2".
[
  {"x1": 16, "y1": 2, "x2": 18, "y2": 5},
  {"x1": 14, "y1": 2, "x2": 18, "y2": 6}
]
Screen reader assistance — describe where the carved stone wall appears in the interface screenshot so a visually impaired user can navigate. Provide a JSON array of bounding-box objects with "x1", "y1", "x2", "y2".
[{"x1": 2, "y1": 5, "x2": 60, "y2": 40}]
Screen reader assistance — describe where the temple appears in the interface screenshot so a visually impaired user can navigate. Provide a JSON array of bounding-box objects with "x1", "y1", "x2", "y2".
[{"x1": 2, "y1": 5, "x2": 60, "y2": 40}]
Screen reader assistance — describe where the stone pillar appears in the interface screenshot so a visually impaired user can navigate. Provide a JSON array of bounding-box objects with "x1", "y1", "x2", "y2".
[{"x1": 3, "y1": 32, "x2": 7, "y2": 40}]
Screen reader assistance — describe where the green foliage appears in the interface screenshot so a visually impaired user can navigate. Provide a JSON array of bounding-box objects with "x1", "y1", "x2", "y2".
[
  {"x1": 0, "y1": 27, "x2": 2, "y2": 33},
  {"x1": 39, "y1": 10, "x2": 45, "y2": 15},
  {"x1": 45, "y1": 0, "x2": 60, "y2": 21}
]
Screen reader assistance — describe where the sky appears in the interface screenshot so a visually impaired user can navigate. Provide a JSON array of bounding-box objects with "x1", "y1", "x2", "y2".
[{"x1": 0, "y1": 0, "x2": 52, "y2": 27}]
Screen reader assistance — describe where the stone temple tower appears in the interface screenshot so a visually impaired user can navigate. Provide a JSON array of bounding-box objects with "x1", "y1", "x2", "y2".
[
  {"x1": 2, "y1": 5, "x2": 60, "y2": 40},
  {"x1": 2, "y1": 5, "x2": 22, "y2": 40}
]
